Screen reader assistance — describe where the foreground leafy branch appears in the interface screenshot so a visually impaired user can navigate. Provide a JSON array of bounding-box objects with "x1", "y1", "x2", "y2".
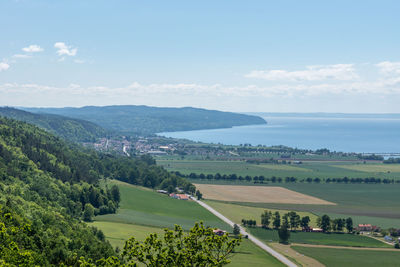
[{"x1": 122, "y1": 222, "x2": 241, "y2": 266}]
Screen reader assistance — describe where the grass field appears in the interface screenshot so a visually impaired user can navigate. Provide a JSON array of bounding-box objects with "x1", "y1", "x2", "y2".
[
  {"x1": 336, "y1": 163, "x2": 400, "y2": 173},
  {"x1": 92, "y1": 180, "x2": 285, "y2": 267},
  {"x1": 205, "y1": 200, "x2": 319, "y2": 227},
  {"x1": 95, "y1": 180, "x2": 229, "y2": 230},
  {"x1": 90, "y1": 221, "x2": 165, "y2": 248},
  {"x1": 291, "y1": 246, "x2": 400, "y2": 267},
  {"x1": 157, "y1": 159, "x2": 400, "y2": 179},
  {"x1": 196, "y1": 184, "x2": 334, "y2": 204},
  {"x1": 91, "y1": 221, "x2": 284, "y2": 267},
  {"x1": 249, "y1": 228, "x2": 390, "y2": 248}
]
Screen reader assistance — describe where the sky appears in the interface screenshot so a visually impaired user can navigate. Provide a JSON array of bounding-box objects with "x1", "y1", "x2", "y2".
[{"x1": 1, "y1": 0, "x2": 400, "y2": 113}]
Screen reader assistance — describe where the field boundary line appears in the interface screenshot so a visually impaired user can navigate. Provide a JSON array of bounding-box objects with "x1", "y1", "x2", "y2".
[
  {"x1": 194, "y1": 198, "x2": 297, "y2": 267},
  {"x1": 291, "y1": 243, "x2": 399, "y2": 251}
]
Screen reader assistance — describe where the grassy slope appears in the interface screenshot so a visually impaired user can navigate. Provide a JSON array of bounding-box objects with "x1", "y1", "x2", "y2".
[
  {"x1": 249, "y1": 228, "x2": 390, "y2": 248},
  {"x1": 93, "y1": 181, "x2": 284, "y2": 267},
  {"x1": 91, "y1": 221, "x2": 284, "y2": 267},
  {"x1": 158, "y1": 159, "x2": 400, "y2": 179},
  {"x1": 95, "y1": 181, "x2": 229, "y2": 230},
  {"x1": 204, "y1": 200, "x2": 319, "y2": 227},
  {"x1": 292, "y1": 246, "x2": 400, "y2": 267}
]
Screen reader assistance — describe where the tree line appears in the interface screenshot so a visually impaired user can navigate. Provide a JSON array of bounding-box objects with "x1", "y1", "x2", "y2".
[
  {"x1": 179, "y1": 171, "x2": 399, "y2": 184},
  {"x1": 241, "y1": 210, "x2": 354, "y2": 233}
]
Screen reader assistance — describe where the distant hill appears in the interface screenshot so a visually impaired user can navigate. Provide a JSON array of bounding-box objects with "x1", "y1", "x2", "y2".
[
  {"x1": 0, "y1": 107, "x2": 107, "y2": 142},
  {"x1": 23, "y1": 105, "x2": 267, "y2": 134}
]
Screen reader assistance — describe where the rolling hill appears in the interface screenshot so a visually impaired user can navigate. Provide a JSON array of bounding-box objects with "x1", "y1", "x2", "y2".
[
  {"x1": 0, "y1": 107, "x2": 107, "y2": 142},
  {"x1": 23, "y1": 105, "x2": 267, "y2": 134}
]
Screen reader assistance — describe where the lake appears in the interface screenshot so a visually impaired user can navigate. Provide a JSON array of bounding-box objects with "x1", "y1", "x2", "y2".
[{"x1": 158, "y1": 114, "x2": 400, "y2": 153}]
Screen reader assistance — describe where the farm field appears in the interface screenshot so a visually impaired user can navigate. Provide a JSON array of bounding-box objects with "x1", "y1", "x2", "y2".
[
  {"x1": 157, "y1": 159, "x2": 400, "y2": 179},
  {"x1": 335, "y1": 163, "x2": 400, "y2": 173},
  {"x1": 204, "y1": 200, "x2": 319, "y2": 227},
  {"x1": 195, "y1": 184, "x2": 334, "y2": 205},
  {"x1": 291, "y1": 246, "x2": 400, "y2": 267},
  {"x1": 249, "y1": 228, "x2": 390, "y2": 248},
  {"x1": 95, "y1": 180, "x2": 229, "y2": 230},
  {"x1": 192, "y1": 181, "x2": 400, "y2": 228}
]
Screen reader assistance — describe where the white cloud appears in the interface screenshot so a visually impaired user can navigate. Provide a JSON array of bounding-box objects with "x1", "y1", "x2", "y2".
[
  {"x1": 74, "y1": 59, "x2": 85, "y2": 64},
  {"x1": 245, "y1": 64, "x2": 358, "y2": 81},
  {"x1": 376, "y1": 61, "x2": 400, "y2": 75},
  {"x1": 0, "y1": 62, "x2": 10, "y2": 72},
  {"x1": 22, "y1": 45, "x2": 43, "y2": 53},
  {"x1": 12, "y1": 54, "x2": 32, "y2": 59},
  {"x1": 54, "y1": 42, "x2": 77, "y2": 56}
]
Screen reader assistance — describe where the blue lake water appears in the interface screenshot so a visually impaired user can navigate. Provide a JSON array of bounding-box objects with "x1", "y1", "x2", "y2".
[{"x1": 159, "y1": 115, "x2": 400, "y2": 153}]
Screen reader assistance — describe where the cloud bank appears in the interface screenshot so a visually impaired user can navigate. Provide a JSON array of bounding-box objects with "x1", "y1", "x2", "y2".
[{"x1": 245, "y1": 64, "x2": 359, "y2": 81}]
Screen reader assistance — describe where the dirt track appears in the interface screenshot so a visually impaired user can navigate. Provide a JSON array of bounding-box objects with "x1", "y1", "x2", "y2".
[{"x1": 194, "y1": 184, "x2": 335, "y2": 205}]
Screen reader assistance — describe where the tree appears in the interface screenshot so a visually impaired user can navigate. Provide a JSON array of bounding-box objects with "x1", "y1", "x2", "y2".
[
  {"x1": 110, "y1": 185, "x2": 120, "y2": 204},
  {"x1": 122, "y1": 222, "x2": 242, "y2": 266},
  {"x1": 318, "y1": 215, "x2": 331, "y2": 232},
  {"x1": 261, "y1": 210, "x2": 272, "y2": 228},
  {"x1": 278, "y1": 225, "x2": 290, "y2": 244},
  {"x1": 83, "y1": 203, "x2": 95, "y2": 222},
  {"x1": 233, "y1": 224, "x2": 240, "y2": 236},
  {"x1": 273, "y1": 212, "x2": 281, "y2": 229},
  {"x1": 300, "y1": 216, "x2": 311, "y2": 229},
  {"x1": 282, "y1": 213, "x2": 289, "y2": 228},
  {"x1": 334, "y1": 218, "x2": 345, "y2": 232},
  {"x1": 195, "y1": 190, "x2": 203, "y2": 200},
  {"x1": 346, "y1": 217, "x2": 354, "y2": 233},
  {"x1": 288, "y1": 211, "x2": 300, "y2": 230}
]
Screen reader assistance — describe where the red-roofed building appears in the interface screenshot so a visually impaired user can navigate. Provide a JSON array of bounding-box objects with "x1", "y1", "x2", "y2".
[{"x1": 358, "y1": 224, "x2": 372, "y2": 231}]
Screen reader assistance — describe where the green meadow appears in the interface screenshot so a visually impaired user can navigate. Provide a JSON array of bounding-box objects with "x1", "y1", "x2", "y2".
[
  {"x1": 91, "y1": 221, "x2": 284, "y2": 267},
  {"x1": 157, "y1": 159, "x2": 400, "y2": 179},
  {"x1": 95, "y1": 180, "x2": 229, "y2": 230},
  {"x1": 93, "y1": 180, "x2": 285, "y2": 266},
  {"x1": 291, "y1": 246, "x2": 400, "y2": 267},
  {"x1": 248, "y1": 228, "x2": 390, "y2": 248}
]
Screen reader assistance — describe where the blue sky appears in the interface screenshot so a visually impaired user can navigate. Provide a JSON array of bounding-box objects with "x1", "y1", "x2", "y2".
[{"x1": 1, "y1": 0, "x2": 400, "y2": 112}]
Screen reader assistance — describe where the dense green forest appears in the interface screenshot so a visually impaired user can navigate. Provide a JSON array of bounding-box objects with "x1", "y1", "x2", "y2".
[
  {"x1": 0, "y1": 107, "x2": 108, "y2": 142},
  {"x1": 23, "y1": 105, "x2": 267, "y2": 134},
  {"x1": 0, "y1": 117, "x2": 195, "y2": 266}
]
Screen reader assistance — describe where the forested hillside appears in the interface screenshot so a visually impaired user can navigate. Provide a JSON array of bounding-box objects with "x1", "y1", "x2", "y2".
[
  {"x1": 0, "y1": 107, "x2": 107, "y2": 142},
  {"x1": 0, "y1": 117, "x2": 195, "y2": 266},
  {"x1": 24, "y1": 105, "x2": 267, "y2": 134}
]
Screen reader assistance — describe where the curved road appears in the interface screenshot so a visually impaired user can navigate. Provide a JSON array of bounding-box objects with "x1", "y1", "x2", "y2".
[{"x1": 194, "y1": 199, "x2": 297, "y2": 267}]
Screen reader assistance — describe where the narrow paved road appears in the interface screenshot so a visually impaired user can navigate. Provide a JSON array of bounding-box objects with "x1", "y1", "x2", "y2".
[{"x1": 194, "y1": 199, "x2": 297, "y2": 267}]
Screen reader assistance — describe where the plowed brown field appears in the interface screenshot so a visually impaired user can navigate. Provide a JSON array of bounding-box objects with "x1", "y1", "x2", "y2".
[{"x1": 194, "y1": 184, "x2": 335, "y2": 205}]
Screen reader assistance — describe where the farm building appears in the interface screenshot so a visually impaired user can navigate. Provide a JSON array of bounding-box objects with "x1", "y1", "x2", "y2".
[
  {"x1": 302, "y1": 226, "x2": 323, "y2": 232},
  {"x1": 213, "y1": 229, "x2": 227, "y2": 236},
  {"x1": 384, "y1": 235, "x2": 394, "y2": 242},
  {"x1": 169, "y1": 193, "x2": 189, "y2": 200},
  {"x1": 357, "y1": 224, "x2": 380, "y2": 232}
]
